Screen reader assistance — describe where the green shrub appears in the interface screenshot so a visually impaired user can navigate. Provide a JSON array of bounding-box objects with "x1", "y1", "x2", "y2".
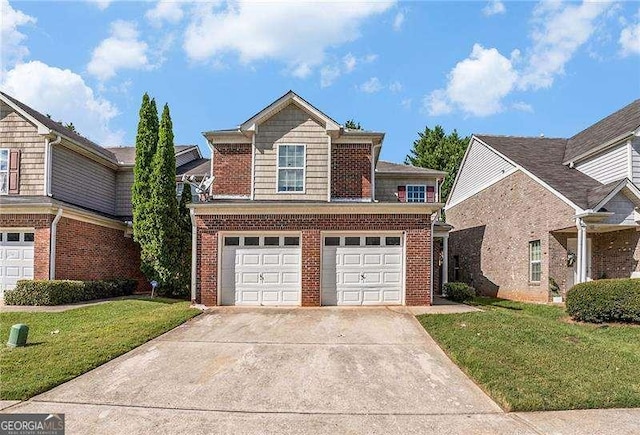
[
  {"x1": 566, "y1": 279, "x2": 640, "y2": 324},
  {"x1": 444, "y1": 282, "x2": 476, "y2": 302},
  {"x1": 4, "y1": 279, "x2": 138, "y2": 306}
]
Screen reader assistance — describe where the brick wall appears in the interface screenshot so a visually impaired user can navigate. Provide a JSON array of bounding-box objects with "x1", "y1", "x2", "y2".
[
  {"x1": 195, "y1": 213, "x2": 432, "y2": 306},
  {"x1": 0, "y1": 213, "x2": 53, "y2": 279},
  {"x1": 446, "y1": 170, "x2": 576, "y2": 302},
  {"x1": 331, "y1": 143, "x2": 371, "y2": 199},
  {"x1": 212, "y1": 144, "x2": 252, "y2": 196},
  {"x1": 55, "y1": 217, "x2": 147, "y2": 290},
  {"x1": 592, "y1": 229, "x2": 640, "y2": 279}
]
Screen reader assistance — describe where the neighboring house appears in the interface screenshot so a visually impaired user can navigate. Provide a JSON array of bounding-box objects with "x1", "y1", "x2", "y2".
[
  {"x1": 0, "y1": 91, "x2": 205, "y2": 295},
  {"x1": 446, "y1": 99, "x2": 640, "y2": 302},
  {"x1": 190, "y1": 91, "x2": 447, "y2": 307}
]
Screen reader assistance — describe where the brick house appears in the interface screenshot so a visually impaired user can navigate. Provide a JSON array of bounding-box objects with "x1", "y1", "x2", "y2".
[
  {"x1": 0, "y1": 91, "x2": 205, "y2": 295},
  {"x1": 190, "y1": 91, "x2": 448, "y2": 306},
  {"x1": 446, "y1": 99, "x2": 640, "y2": 302}
]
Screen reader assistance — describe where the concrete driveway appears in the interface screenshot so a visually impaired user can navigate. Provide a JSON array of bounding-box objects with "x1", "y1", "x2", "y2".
[{"x1": 6, "y1": 307, "x2": 634, "y2": 434}]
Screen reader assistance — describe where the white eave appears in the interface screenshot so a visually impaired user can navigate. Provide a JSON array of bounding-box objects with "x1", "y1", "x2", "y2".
[{"x1": 189, "y1": 201, "x2": 444, "y2": 215}]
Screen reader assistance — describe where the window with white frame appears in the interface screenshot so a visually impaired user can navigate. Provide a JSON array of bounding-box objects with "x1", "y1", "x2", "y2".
[
  {"x1": 406, "y1": 185, "x2": 426, "y2": 202},
  {"x1": 277, "y1": 144, "x2": 305, "y2": 192},
  {"x1": 529, "y1": 240, "x2": 541, "y2": 282},
  {"x1": 0, "y1": 149, "x2": 8, "y2": 195}
]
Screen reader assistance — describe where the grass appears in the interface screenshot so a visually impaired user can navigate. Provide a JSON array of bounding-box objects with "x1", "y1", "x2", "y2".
[
  {"x1": 0, "y1": 298, "x2": 200, "y2": 400},
  {"x1": 418, "y1": 297, "x2": 640, "y2": 412}
]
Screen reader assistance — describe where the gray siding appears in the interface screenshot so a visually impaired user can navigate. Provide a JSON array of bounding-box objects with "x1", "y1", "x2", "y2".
[
  {"x1": 176, "y1": 149, "x2": 200, "y2": 167},
  {"x1": 115, "y1": 169, "x2": 134, "y2": 217},
  {"x1": 447, "y1": 139, "x2": 515, "y2": 207},
  {"x1": 632, "y1": 138, "x2": 640, "y2": 185},
  {"x1": 576, "y1": 142, "x2": 629, "y2": 184},
  {"x1": 0, "y1": 102, "x2": 45, "y2": 195},
  {"x1": 253, "y1": 103, "x2": 328, "y2": 201},
  {"x1": 51, "y1": 144, "x2": 116, "y2": 215},
  {"x1": 603, "y1": 192, "x2": 636, "y2": 225},
  {"x1": 375, "y1": 176, "x2": 438, "y2": 202}
]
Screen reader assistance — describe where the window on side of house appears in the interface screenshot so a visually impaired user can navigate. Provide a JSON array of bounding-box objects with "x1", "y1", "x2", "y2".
[
  {"x1": 453, "y1": 255, "x2": 460, "y2": 281},
  {"x1": 406, "y1": 185, "x2": 426, "y2": 202},
  {"x1": 277, "y1": 144, "x2": 305, "y2": 192},
  {"x1": 529, "y1": 240, "x2": 541, "y2": 282},
  {"x1": 0, "y1": 149, "x2": 8, "y2": 195}
]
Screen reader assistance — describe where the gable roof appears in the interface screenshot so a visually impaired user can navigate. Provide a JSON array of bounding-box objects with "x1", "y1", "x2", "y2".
[
  {"x1": 177, "y1": 158, "x2": 211, "y2": 178},
  {"x1": 475, "y1": 135, "x2": 602, "y2": 209},
  {"x1": 564, "y1": 99, "x2": 640, "y2": 163},
  {"x1": 240, "y1": 90, "x2": 341, "y2": 132},
  {"x1": 375, "y1": 160, "x2": 447, "y2": 177},
  {"x1": 105, "y1": 145, "x2": 199, "y2": 165},
  {"x1": 0, "y1": 91, "x2": 117, "y2": 163}
]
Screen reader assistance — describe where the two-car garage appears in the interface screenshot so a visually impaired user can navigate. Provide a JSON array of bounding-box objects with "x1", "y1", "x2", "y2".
[{"x1": 218, "y1": 233, "x2": 404, "y2": 306}]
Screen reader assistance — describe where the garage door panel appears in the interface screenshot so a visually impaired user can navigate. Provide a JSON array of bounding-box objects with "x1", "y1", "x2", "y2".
[
  {"x1": 262, "y1": 254, "x2": 280, "y2": 265},
  {"x1": 364, "y1": 254, "x2": 382, "y2": 265},
  {"x1": 383, "y1": 271, "x2": 401, "y2": 283},
  {"x1": 342, "y1": 272, "x2": 361, "y2": 284},
  {"x1": 282, "y1": 254, "x2": 299, "y2": 265},
  {"x1": 261, "y1": 272, "x2": 280, "y2": 284},
  {"x1": 342, "y1": 254, "x2": 361, "y2": 265},
  {"x1": 384, "y1": 254, "x2": 402, "y2": 265},
  {"x1": 5, "y1": 249, "x2": 20, "y2": 260},
  {"x1": 282, "y1": 272, "x2": 299, "y2": 284},
  {"x1": 23, "y1": 267, "x2": 34, "y2": 279},
  {"x1": 282, "y1": 291, "x2": 300, "y2": 302},
  {"x1": 383, "y1": 290, "x2": 401, "y2": 302}
]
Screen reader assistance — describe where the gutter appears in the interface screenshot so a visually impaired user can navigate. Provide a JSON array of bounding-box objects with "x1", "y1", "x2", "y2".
[
  {"x1": 44, "y1": 134, "x2": 62, "y2": 196},
  {"x1": 49, "y1": 208, "x2": 63, "y2": 279},
  {"x1": 371, "y1": 144, "x2": 381, "y2": 201},
  {"x1": 190, "y1": 208, "x2": 198, "y2": 303},
  {"x1": 430, "y1": 217, "x2": 435, "y2": 305}
]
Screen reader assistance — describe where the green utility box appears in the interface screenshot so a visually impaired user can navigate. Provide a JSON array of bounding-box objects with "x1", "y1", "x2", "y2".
[{"x1": 7, "y1": 324, "x2": 29, "y2": 348}]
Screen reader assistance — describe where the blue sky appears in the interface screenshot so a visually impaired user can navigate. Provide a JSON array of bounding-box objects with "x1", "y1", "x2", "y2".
[{"x1": 1, "y1": 1, "x2": 639, "y2": 162}]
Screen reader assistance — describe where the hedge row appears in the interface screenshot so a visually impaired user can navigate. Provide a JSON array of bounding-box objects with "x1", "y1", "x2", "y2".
[
  {"x1": 3, "y1": 279, "x2": 138, "y2": 306},
  {"x1": 444, "y1": 282, "x2": 477, "y2": 302},
  {"x1": 566, "y1": 278, "x2": 640, "y2": 324}
]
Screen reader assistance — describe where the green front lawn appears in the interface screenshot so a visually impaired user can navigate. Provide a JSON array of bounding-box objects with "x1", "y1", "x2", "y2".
[
  {"x1": 0, "y1": 298, "x2": 200, "y2": 400},
  {"x1": 418, "y1": 298, "x2": 640, "y2": 412}
]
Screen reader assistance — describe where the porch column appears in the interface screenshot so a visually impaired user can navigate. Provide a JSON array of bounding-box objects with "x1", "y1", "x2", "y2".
[
  {"x1": 575, "y1": 218, "x2": 587, "y2": 284},
  {"x1": 442, "y1": 234, "x2": 449, "y2": 286}
]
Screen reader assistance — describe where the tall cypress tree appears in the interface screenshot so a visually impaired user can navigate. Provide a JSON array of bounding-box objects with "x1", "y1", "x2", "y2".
[
  {"x1": 176, "y1": 183, "x2": 193, "y2": 297},
  {"x1": 132, "y1": 94, "x2": 159, "y2": 280},
  {"x1": 148, "y1": 103, "x2": 179, "y2": 291}
]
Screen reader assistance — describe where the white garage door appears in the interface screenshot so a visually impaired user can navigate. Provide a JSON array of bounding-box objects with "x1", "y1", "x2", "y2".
[
  {"x1": 0, "y1": 230, "x2": 35, "y2": 297},
  {"x1": 221, "y1": 235, "x2": 301, "y2": 306},
  {"x1": 322, "y1": 235, "x2": 404, "y2": 306}
]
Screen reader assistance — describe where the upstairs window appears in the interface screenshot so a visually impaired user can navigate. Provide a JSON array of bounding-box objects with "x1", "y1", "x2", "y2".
[
  {"x1": 529, "y1": 240, "x2": 541, "y2": 282},
  {"x1": 0, "y1": 149, "x2": 8, "y2": 195},
  {"x1": 277, "y1": 144, "x2": 305, "y2": 192},
  {"x1": 406, "y1": 185, "x2": 426, "y2": 202}
]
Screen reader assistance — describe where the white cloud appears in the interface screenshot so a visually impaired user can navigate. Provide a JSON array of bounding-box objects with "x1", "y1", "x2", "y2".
[
  {"x1": 619, "y1": 22, "x2": 640, "y2": 56},
  {"x1": 87, "y1": 20, "x2": 150, "y2": 81},
  {"x1": 483, "y1": 1, "x2": 506, "y2": 17},
  {"x1": 512, "y1": 101, "x2": 534, "y2": 113},
  {"x1": 343, "y1": 53, "x2": 357, "y2": 73},
  {"x1": 425, "y1": 44, "x2": 518, "y2": 117},
  {"x1": 1, "y1": 61, "x2": 124, "y2": 144},
  {"x1": 401, "y1": 98, "x2": 413, "y2": 110},
  {"x1": 1, "y1": 0, "x2": 36, "y2": 68},
  {"x1": 319, "y1": 52, "x2": 378, "y2": 87},
  {"x1": 183, "y1": 1, "x2": 394, "y2": 75},
  {"x1": 519, "y1": 1, "x2": 612, "y2": 90},
  {"x1": 393, "y1": 11, "x2": 405, "y2": 31},
  {"x1": 359, "y1": 77, "x2": 383, "y2": 94},
  {"x1": 146, "y1": 0, "x2": 185, "y2": 27},
  {"x1": 389, "y1": 81, "x2": 403, "y2": 93},
  {"x1": 320, "y1": 65, "x2": 341, "y2": 88},
  {"x1": 87, "y1": 0, "x2": 111, "y2": 10}
]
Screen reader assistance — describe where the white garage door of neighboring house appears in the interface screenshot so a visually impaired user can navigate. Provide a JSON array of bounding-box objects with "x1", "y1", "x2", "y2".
[
  {"x1": 221, "y1": 235, "x2": 301, "y2": 306},
  {"x1": 322, "y1": 235, "x2": 404, "y2": 306},
  {"x1": 0, "y1": 230, "x2": 35, "y2": 297}
]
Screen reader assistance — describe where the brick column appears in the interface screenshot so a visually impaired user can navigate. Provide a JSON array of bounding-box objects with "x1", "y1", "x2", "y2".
[
  {"x1": 301, "y1": 230, "x2": 321, "y2": 306},
  {"x1": 198, "y1": 230, "x2": 218, "y2": 306},
  {"x1": 405, "y1": 228, "x2": 431, "y2": 305}
]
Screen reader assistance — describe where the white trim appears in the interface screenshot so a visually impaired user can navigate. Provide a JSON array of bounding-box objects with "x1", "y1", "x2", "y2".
[
  {"x1": 209, "y1": 194, "x2": 251, "y2": 200},
  {"x1": 593, "y1": 178, "x2": 640, "y2": 211},
  {"x1": 406, "y1": 184, "x2": 427, "y2": 203},
  {"x1": 473, "y1": 136, "x2": 583, "y2": 212},
  {"x1": 175, "y1": 146, "x2": 200, "y2": 158},
  {"x1": 628, "y1": 140, "x2": 634, "y2": 180},
  {"x1": 250, "y1": 125, "x2": 256, "y2": 200},
  {"x1": 0, "y1": 148, "x2": 8, "y2": 195},
  {"x1": 371, "y1": 144, "x2": 381, "y2": 202},
  {"x1": 332, "y1": 137, "x2": 380, "y2": 144},
  {"x1": 190, "y1": 209, "x2": 197, "y2": 302},
  {"x1": 275, "y1": 143, "x2": 306, "y2": 194},
  {"x1": 444, "y1": 137, "x2": 475, "y2": 209},
  {"x1": 528, "y1": 239, "x2": 542, "y2": 283},
  {"x1": 430, "y1": 219, "x2": 435, "y2": 304},
  {"x1": 330, "y1": 198, "x2": 372, "y2": 203},
  {"x1": 190, "y1": 201, "x2": 444, "y2": 215},
  {"x1": 327, "y1": 135, "x2": 332, "y2": 202},
  {"x1": 1, "y1": 203, "x2": 128, "y2": 230},
  {"x1": 49, "y1": 208, "x2": 63, "y2": 279}
]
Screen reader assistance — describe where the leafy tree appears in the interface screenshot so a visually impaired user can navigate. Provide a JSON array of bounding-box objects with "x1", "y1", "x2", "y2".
[
  {"x1": 148, "y1": 103, "x2": 180, "y2": 293},
  {"x1": 175, "y1": 183, "x2": 193, "y2": 298},
  {"x1": 405, "y1": 125, "x2": 469, "y2": 211},
  {"x1": 132, "y1": 94, "x2": 159, "y2": 280},
  {"x1": 345, "y1": 119, "x2": 362, "y2": 130}
]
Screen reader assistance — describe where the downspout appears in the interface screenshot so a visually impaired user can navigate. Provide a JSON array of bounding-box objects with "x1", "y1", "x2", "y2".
[
  {"x1": 430, "y1": 217, "x2": 435, "y2": 305},
  {"x1": 371, "y1": 144, "x2": 381, "y2": 202},
  {"x1": 44, "y1": 134, "x2": 62, "y2": 196},
  {"x1": 190, "y1": 208, "x2": 198, "y2": 303},
  {"x1": 49, "y1": 208, "x2": 63, "y2": 279}
]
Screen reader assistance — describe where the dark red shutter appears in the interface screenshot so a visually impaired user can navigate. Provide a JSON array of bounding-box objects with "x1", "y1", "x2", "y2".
[
  {"x1": 426, "y1": 186, "x2": 435, "y2": 203},
  {"x1": 8, "y1": 149, "x2": 20, "y2": 194},
  {"x1": 397, "y1": 185, "x2": 406, "y2": 202}
]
